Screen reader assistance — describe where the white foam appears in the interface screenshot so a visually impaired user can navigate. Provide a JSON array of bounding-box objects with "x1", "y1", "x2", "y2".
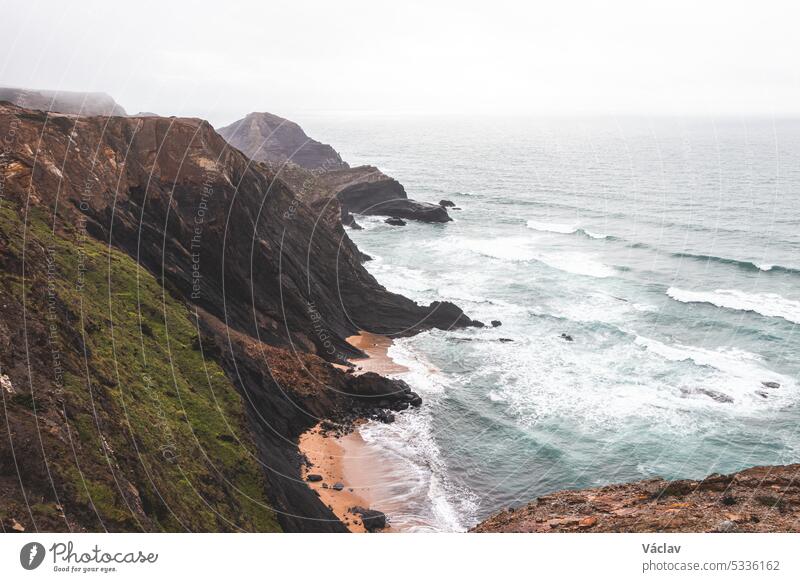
[
  {"x1": 526, "y1": 220, "x2": 578, "y2": 234},
  {"x1": 459, "y1": 236, "x2": 537, "y2": 262},
  {"x1": 755, "y1": 263, "x2": 775, "y2": 271},
  {"x1": 634, "y1": 336, "x2": 794, "y2": 402},
  {"x1": 667, "y1": 287, "x2": 800, "y2": 325},
  {"x1": 487, "y1": 390, "x2": 507, "y2": 402},
  {"x1": 453, "y1": 236, "x2": 615, "y2": 278},
  {"x1": 526, "y1": 220, "x2": 610, "y2": 241},
  {"x1": 353, "y1": 339, "x2": 479, "y2": 532},
  {"x1": 538, "y1": 252, "x2": 616, "y2": 278},
  {"x1": 582, "y1": 229, "x2": 608, "y2": 240}
]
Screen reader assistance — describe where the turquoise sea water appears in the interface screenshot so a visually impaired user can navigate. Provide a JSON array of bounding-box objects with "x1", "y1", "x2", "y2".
[{"x1": 304, "y1": 115, "x2": 800, "y2": 531}]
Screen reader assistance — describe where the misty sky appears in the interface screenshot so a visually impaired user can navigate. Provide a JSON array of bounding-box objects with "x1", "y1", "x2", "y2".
[{"x1": 1, "y1": 0, "x2": 799, "y2": 126}]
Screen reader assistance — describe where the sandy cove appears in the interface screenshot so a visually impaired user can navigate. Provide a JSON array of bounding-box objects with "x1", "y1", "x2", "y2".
[{"x1": 298, "y1": 332, "x2": 408, "y2": 532}]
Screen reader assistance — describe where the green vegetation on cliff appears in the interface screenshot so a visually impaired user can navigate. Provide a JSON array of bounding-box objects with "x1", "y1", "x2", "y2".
[{"x1": 0, "y1": 203, "x2": 280, "y2": 531}]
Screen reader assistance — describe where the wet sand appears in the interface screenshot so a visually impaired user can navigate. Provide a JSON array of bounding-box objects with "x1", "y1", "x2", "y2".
[
  {"x1": 346, "y1": 331, "x2": 409, "y2": 375},
  {"x1": 298, "y1": 331, "x2": 405, "y2": 532},
  {"x1": 299, "y1": 424, "x2": 382, "y2": 533}
]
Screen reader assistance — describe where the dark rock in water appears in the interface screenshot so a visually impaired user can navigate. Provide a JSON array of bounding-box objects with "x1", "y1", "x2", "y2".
[
  {"x1": 451, "y1": 207, "x2": 462, "y2": 210},
  {"x1": 694, "y1": 388, "x2": 734, "y2": 403},
  {"x1": 374, "y1": 410, "x2": 396, "y2": 423},
  {"x1": 755, "y1": 390, "x2": 769, "y2": 399},
  {"x1": 439, "y1": 199, "x2": 456, "y2": 207},
  {"x1": 385, "y1": 217, "x2": 406, "y2": 226},
  {"x1": 762, "y1": 381, "x2": 781, "y2": 389},
  {"x1": 491, "y1": 320, "x2": 502, "y2": 327},
  {"x1": 560, "y1": 333, "x2": 574, "y2": 342},
  {"x1": 350, "y1": 506, "x2": 387, "y2": 532},
  {"x1": 306, "y1": 474, "x2": 323, "y2": 482},
  {"x1": 318, "y1": 166, "x2": 452, "y2": 223},
  {"x1": 342, "y1": 210, "x2": 362, "y2": 230},
  {"x1": 498, "y1": 338, "x2": 514, "y2": 343},
  {"x1": 332, "y1": 482, "x2": 344, "y2": 491}
]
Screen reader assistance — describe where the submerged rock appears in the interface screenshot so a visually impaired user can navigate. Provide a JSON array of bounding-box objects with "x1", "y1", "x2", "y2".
[
  {"x1": 385, "y1": 217, "x2": 406, "y2": 226},
  {"x1": 691, "y1": 388, "x2": 734, "y2": 403}
]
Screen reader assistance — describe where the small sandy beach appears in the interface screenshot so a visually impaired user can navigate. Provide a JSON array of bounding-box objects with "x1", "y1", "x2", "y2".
[
  {"x1": 298, "y1": 331, "x2": 405, "y2": 532},
  {"x1": 299, "y1": 424, "x2": 385, "y2": 532},
  {"x1": 346, "y1": 331, "x2": 408, "y2": 375}
]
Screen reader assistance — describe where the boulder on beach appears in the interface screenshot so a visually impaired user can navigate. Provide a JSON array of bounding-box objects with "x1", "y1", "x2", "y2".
[{"x1": 350, "y1": 506, "x2": 387, "y2": 532}]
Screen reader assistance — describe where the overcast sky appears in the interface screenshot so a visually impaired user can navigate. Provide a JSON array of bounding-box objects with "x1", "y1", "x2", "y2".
[{"x1": 1, "y1": 0, "x2": 799, "y2": 126}]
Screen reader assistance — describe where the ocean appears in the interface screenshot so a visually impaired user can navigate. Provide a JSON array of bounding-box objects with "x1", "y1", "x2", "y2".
[{"x1": 303, "y1": 115, "x2": 800, "y2": 532}]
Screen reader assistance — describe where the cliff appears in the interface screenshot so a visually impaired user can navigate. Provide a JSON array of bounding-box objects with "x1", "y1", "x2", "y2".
[
  {"x1": 472, "y1": 464, "x2": 800, "y2": 533},
  {"x1": 217, "y1": 111, "x2": 347, "y2": 171},
  {"x1": 0, "y1": 102, "x2": 477, "y2": 532},
  {"x1": 218, "y1": 112, "x2": 451, "y2": 223}
]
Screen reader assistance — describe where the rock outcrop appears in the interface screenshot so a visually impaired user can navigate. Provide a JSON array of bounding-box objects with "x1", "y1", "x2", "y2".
[
  {"x1": 315, "y1": 166, "x2": 451, "y2": 223},
  {"x1": 471, "y1": 465, "x2": 800, "y2": 533},
  {"x1": 217, "y1": 111, "x2": 347, "y2": 171},
  {"x1": 0, "y1": 102, "x2": 478, "y2": 533},
  {"x1": 0, "y1": 86, "x2": 126, "y2": 116},
  {"x1": 218, "y1": 113, "x2": 451, "y2": 223}
]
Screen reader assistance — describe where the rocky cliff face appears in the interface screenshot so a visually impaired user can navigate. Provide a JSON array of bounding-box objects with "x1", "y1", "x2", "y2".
[
  {"x1": 0, "y1": 102, "x2": 477, "y2": 532},
  {"x1": 0, "y1": 87, "x2": 127, "y2": 116},
  {"x1": 217, "y1": 111, "x2": 347, "y2": 171},
  {"x1": 218, "y1": 112, "x2": 451, "y2": 223},
  {"x1": 472, "y1": 465, "x2": 800, "y2": 533}
]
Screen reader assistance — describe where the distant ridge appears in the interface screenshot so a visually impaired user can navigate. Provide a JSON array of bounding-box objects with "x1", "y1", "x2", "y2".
[
  {"x1": 0, "y1": 86, "x2": 127, "y2": 116},
  {"x1": 217, "y1": 111, "x2": 348, "y2": 170}
]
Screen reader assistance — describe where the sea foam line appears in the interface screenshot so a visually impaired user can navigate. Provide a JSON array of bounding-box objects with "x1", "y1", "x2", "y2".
[
  {"x1": 526, "y1": 220, "x2": 612, "y2": 240},
  {"x1": 667, "y1": 287, "x2": 800, "y2": 325}
]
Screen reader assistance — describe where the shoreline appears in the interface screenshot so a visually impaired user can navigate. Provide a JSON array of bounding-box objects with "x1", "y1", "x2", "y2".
[
  {"x1": 299, "y1": 423, "x2": 388, "y2": 533},
  {"x1": 346, "y1": 331, "x2": 409, "y2": 376},
  {"x1": 298, "y1": 331, "x2": 406, "y2": 532}
]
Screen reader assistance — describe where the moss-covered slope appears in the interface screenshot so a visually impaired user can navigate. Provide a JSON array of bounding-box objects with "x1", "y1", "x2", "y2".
[{"x1": 0, "y1": 203, "x2": 280, "y2": 531}]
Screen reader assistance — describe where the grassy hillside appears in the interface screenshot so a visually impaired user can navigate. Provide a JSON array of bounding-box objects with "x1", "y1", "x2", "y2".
[{"x1": 0, "y1": 202, "x2": 280, "y2": 531}]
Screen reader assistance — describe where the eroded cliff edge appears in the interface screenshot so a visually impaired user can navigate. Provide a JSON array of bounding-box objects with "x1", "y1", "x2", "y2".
[{"x1": 472, "y1": 465, "x2": 800, "y2": 533}]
